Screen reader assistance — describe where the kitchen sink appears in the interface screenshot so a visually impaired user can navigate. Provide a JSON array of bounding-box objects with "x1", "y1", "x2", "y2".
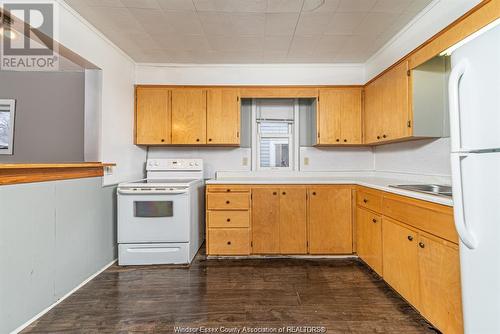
[{"x1": 389, "y1": 184, "x2": 452, "y2": 198}]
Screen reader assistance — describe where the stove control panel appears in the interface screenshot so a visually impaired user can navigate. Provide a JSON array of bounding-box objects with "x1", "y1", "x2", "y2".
[{"x1": 147, "y1": 159, "x2": 203, "y2": 171}]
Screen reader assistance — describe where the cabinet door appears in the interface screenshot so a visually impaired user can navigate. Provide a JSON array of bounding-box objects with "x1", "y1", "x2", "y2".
[
  {"x1": 279, "y1": 187, "x2": 307, "y2": 254},
  {"x1": 171, "y1": 89, "x2": 207, "y2": 144},
  {"x1": 364, "y1": 80, "x2": 382, "y2": 144},
  {"x1": 340, "y1": 88, "x2": 362, "y2": 144},
  {"x1": 308, "y1": 186, "x2": 352, "y2": 254},
  {"x1": 135, "y1": 88, "x2": 170, "y2": 145},
  {"x1": 381, "y1": 61, "x2": 411, "y2": 141},
  {"x1": 207, "y1": 88, "x2": 240, "y2": 145},
  {"x1": 418, "y1": 234, "x2": 463, "y2": 334},
  {"x1": 356, "y1": 207, "x2": 383, "y2": 275},
  {"x1": 317, "y1": 89, "x2": 342, "y2": 144},
  {"x1": 252, "y1": 188, "x2": 280, "y2": 254},
  {"x1": 382, "y1": 217, "x2": 420, "y2": 307}
]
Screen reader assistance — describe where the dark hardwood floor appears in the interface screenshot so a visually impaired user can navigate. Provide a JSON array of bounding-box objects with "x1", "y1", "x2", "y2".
[{"x1": 23, "y1": 247, "x2": 437, "y2": 333}]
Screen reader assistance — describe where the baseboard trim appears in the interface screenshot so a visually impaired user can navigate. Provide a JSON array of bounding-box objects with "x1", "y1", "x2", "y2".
[
  {"x1": 207, "y1": 255, "x2": 359, "y2": 260},
  {"x1": 10, "y1": 259, "x2": 117, "y2": 334}
]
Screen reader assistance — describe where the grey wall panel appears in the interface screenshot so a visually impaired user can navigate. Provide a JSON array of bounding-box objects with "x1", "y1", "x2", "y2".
[
  {"x1": 0, "y1": 182, "x2": 56, "y2": 333},
  {"x1": 0, "y1": 177, "x2": 117, "y2": 334},
  {"x1": 0, "y1": 71, "x2": 85, "y2": 163}
]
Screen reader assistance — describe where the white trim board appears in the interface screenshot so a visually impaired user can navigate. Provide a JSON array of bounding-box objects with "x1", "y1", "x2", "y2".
[{"x1": 10, "y1": 259, "x2": 117, "y2": 334}]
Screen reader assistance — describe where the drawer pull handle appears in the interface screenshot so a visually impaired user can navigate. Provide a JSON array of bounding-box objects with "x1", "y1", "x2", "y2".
[
  {"x1": 336, "y1": 139, "x2": 340, "y2": 142},
  {"x1": 343, "y1": 139, "x2": 347, "y2": 142},
  {"x1": 408, "y1": 235, "x2": 414, "y2": 241},
  {"x1": 226, "y1": 218, "x2": 231, "y2": 222},
  {"x1": 227, "y1": 241, "x2": 231, "y2": 245},
  {"x1": 282, "y1": 192, "x2": 286, "y2": 195},
  {"x1": 419, "y1": 242, "x2": 425, "y2": 248},
  {"x1": 226, "y1": 200, "x2": 230, "y2": 204},
  {"x1": 226, "y1": 189, "x2": 231, "y2": 192},
  {"x1": 372, "y1": 218, "x2": 377, "y2": 223},
  {"x1": 363, "y1": 199, "x2": 368, "y2": 203},
  {"x1": 273, "y1": 192, "x2": 277, "y2": 195}
]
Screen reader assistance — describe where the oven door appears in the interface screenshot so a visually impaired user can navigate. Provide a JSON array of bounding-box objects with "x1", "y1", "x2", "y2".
[{"x1": 118, "y1": 191, "x2": 190, "y2": 243}]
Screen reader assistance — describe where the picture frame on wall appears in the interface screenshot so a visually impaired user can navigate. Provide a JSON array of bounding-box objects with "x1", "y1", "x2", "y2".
[{"x1": 0, "y1": 99, "x2": 16, "y2": 155}]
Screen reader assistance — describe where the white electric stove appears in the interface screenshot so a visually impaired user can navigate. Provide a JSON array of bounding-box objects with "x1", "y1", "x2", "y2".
[{"x1": 117, "y1": 158, "x2": 205, "y2": 265}]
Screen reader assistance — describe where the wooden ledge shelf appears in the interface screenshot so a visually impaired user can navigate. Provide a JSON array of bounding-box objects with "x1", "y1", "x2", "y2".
[{"x1": 0, "y1": 162, "x2": 115, "y2": 186}]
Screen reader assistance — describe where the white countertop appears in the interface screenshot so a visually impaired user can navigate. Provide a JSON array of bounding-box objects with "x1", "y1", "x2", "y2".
[{"x1": 206, "y1": 172, "x2": 453, "y2": 206}]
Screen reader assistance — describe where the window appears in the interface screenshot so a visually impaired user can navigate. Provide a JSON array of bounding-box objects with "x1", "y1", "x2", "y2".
[
  {"x1": 0, "y1": 99, "x2": 16, "y2": 155},
  {"x1": 252, "y1": 99, "x2": 299, "y2": 171}
]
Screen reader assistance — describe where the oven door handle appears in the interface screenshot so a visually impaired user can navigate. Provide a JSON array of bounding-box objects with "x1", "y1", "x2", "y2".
[{"x1": 117, "y1": 189, "x2": 188, "y2": 195}]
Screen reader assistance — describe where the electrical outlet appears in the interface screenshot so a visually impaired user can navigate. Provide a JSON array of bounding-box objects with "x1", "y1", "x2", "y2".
[
  {"x1": 304, "y1": 157, "x2": 309, "y2": 166},
  {"x1": 242, "y1": 157, "x2": 248, "y2": 166}
]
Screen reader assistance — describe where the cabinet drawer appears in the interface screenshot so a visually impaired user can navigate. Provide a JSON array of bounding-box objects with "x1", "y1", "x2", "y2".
[
  {"x1": 208, "y1": 228, "x2": 250, "y2": 255},
  {"x1": 207, "y1": 185, "x2": 251, "y2": 193},
  {"x1": 208, "y1": 211, "x2": 249, "y2": 228},
  {"x1": 207, "y1": 193, "x2": 249, "y2": 210},
  {"x1": 357, "y1": 189, "x2": 382, "y2": 212}
]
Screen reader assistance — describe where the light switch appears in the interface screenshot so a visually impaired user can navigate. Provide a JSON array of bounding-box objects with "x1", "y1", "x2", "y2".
[
  {"x1": 304, "y1": 157, "x2": 309, "y2": 166},
  {"x1": 242, "y1": 157, "x2": 248, "y2": 166}
]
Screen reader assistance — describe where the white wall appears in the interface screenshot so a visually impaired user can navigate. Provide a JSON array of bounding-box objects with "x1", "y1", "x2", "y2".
[
  {"x1": 135, "y1": 63, "x2": 365, "y2": 85},
  {"x1": 365, "y1": 0, "x2": 481, "y2": 80},
  {"x1": 55, "y1": 0, "x2": 146, "y2": 184},
  {"x1": 374, "y1": 138, "x2": 451, "y2": 177}
]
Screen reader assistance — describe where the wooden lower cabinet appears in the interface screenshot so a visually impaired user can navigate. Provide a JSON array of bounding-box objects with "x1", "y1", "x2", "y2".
[
  {"x1": 418, "y1": 234, "x2": 463, "y2": 334},
  {"x1": 252, "y1": 187, "x2": 308, "y2": 254},
  {"x1": 208, "y1": 228, "x2": 250, "y2": 255},
  {"x1": 356, "y1": 207, "x2": 382, "y2": 275},
  {"x1": 309, "y1": 186, "x2": 353, "y2": 254},
  {"x1": 382, "y1": 217, "x2": 421, "y2": 307},
  {"x1": 279, "y1": 187, "x2": 307, "y2": 254},
  {"x1": 252, "y1": 188, "x2": 280, "y2": 254}
]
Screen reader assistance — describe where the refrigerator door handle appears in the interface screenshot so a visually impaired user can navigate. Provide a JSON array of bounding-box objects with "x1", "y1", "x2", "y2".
[
  {"x1": 448, "y1": 59, "x2": 468, "y2": 153},
  {"x1": 451, "y1": 153, "x2": 477, "y2": 249}
]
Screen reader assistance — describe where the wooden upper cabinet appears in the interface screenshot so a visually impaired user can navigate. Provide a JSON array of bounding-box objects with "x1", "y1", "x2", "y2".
[
  {"x1": 356, "y1": 207, "x2": 383, "y2": 275},
  {"x1": 382, "y1": 61, "x2": 411, "y2": 141},
  {"x1": 382, "y1": 217, "x2": 420, "y2": 308},
  {"x1": 279, "y1": 187, "x2": 307, "y2": 254},
  {"x1": 207, "y1": 88, "x2": 240, "y2": 145},
  {"x1": 171, "y1": 88, "x2": 207, "y2": 144},
  {"x1": 318, "y1": 88, "x2": 362, "y2": 145},
  {"x1": 418, "y1": 234, "x2": 463, "y2": 334},
  {"x1": 364, "y1": 80, "x2": 382, "y2": 144},
  {"x1": 364, "y1": 60, "x2": 411, "y2": 144},
  {"x1": 251, "y1": 188, "x2": 280, "y2": 254},
  {"x1": 308, "y1": 186, "x2": 352, "y2": 254},
  {"x1": 135, "y1": 87, "x2": 171, "y2": 145}
]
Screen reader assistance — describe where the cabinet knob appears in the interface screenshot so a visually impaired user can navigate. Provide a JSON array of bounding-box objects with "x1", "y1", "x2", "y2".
[
  {"x1": 208, "y1": 138, "x2": 212, "y2": 142},
  {"x1": 226, "y1": 189, "x2": 231, "y2": 192},
  {"x1": 336, "y1": 139, "x2": 340, "y2": 142},
  {"x1": 227, "y1": 241, "x2": 231, "y2": 245},
  {"x1": 377, "y1": 136, "x2": 381, "y2": 140},
  {"x1": 226, "y1": 200, "x2": 230, "y2": 204},
  {"x1": 196, "y1": 138, "x2": 200, "y2": 142},
  {"x1": 383, "y1": 134, "x2": 387, "y2": 139},
  {"x1": 226, "y1": 218, "x2": 231, "y2": 222},
  {"x1": 419, "y1": 242, "x2": 425, "y2": 248},
  {"x1": 312, "y1": 192, "x2": 316, "y2": 196},
  {"x1": 363, "y1": 199, "x2": 368, "y2": 203},
  {"x1": 273, "y1": 192, "x2": 277, "y2": 195},
  {"x1": 282, "y1": 192, "x2": 286, "y2": 195},
  {"x1": 372, "y1": 218, "x2": 377, "y2": 223},
  {"x1": 161, "y1": 139, "x2": 165, "y2": 143},
  {"x1": 343, "y1": 139, "x2": 347, "y2": 142},
  {"x1": 408, "y1": 235, "x2": 414, "y2": 241}
]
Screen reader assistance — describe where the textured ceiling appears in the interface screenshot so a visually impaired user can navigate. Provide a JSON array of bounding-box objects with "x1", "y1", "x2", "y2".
[{"x1": 64, "y1": 0, "x2": 433, "y2": 63}]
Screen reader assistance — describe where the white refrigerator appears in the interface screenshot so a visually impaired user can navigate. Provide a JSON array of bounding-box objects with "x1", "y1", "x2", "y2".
[{"x1": 448, "y1": 19, "x2": 500, "y2": 333}]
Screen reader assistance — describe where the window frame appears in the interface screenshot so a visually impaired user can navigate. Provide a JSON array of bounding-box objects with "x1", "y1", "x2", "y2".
[{"x1": 251, "y1": 99, "x2": 300, "y2": 171}]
